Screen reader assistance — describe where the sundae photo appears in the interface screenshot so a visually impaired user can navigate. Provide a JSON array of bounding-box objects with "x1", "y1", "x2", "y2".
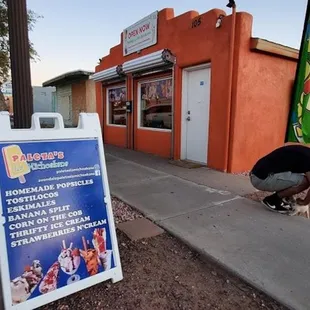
[
  {"x1": 58, "y1": 240, "x2": 81, "y2": 275},
  {"x1": 11, "y1": 260, "x2": 43, "y2": 304}
]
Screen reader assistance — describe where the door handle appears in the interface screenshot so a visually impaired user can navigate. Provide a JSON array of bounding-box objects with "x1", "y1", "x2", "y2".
[{"x1": 186, "y1": 116, "x2": 191, "y2": 121}]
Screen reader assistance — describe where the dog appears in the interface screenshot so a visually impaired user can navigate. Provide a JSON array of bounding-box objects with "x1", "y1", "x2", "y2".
[
  {"x1": 285, "y1": 197, "x2": 310, "y2": 218},
  {"x1": 289, "y1": 203, "x2": 309, "y2": 218}
]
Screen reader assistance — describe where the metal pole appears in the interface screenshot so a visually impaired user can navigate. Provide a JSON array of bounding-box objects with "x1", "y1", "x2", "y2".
[
  {"x1": 225, "y1": 2, "x2": 237, "y2": 172},
  {"x1": 7, "y1": 0, "x2": 33, "y2": 128}
]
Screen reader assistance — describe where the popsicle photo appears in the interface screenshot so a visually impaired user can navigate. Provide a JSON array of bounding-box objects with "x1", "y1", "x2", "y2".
[
  {"x1": 2, "y1": 145, "x2": 30, "y2": 184},
  {"x1": 80, "y1": 236, "x2": 100, "y2": 276},
  {"x1": 39, "y1": 262, "x2": 60, "y2": 295},
  {"x1": 92, "y1": 228, "x2": 112, "y2": 271}
]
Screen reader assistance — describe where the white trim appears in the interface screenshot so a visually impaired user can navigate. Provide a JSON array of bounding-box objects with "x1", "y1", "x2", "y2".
[
  {"x1": 181, "y1": 63, "x2": 211, "y2": 161},
  {"x1": 183, "y1": 63, "x2": 211, "y2": 72},
  {"x1": 137, "y1": 76, "x2": 173, "y2": 132},
  {"x1": 137, "y1": 127, "x2": 171, "y2": 133},
  {"x1": 106, "y1": 85, "x2": 127, "y2": 127},
  {"x1": 106, "y1": 124, "x2": 126, "y2": 128}
]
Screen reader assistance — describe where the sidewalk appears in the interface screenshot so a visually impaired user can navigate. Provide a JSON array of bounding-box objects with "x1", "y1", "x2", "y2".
[{"x1": 105, "y1": 145, "x2": 310, "y2": 310}]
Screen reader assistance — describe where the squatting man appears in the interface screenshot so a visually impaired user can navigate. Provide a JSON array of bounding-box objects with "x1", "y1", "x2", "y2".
[{"x1": 250, "y1": 144, "x2": 310, "y2": 213}]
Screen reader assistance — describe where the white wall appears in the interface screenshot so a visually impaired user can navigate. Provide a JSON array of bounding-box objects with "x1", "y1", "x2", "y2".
[
  {"x1": 33, "y1": 86, "x2": 56, "y2": 126},
  {"x1": 33, "y1": 86, "x2": 55, "y2": 113}
]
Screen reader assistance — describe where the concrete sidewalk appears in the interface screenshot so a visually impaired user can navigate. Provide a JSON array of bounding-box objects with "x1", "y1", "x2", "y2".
[
  {"x1": 106, "y1": 145, "x2": 254, "y2": 196},
  {"x1": 105, "y1": 145, "x2": 310, "y2": 310}
]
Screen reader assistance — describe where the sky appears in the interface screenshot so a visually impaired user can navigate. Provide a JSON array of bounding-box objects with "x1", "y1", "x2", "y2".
[{"x1": 26, "y1": 0, "x2": 308, "y2": 86}]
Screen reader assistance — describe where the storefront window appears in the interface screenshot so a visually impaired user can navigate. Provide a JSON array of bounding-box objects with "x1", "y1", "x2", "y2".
[
  {"x1": 107, "y1": 86, "x2": 127, "y2": 126},
  {"x1": 139, "y1": 78, "x2": 172, "y2": 130}
]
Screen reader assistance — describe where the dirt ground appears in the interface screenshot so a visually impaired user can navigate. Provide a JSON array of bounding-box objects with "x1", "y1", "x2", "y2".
[
  {"x1": 39, "y1": 198, "x2": 287, "y2": 310},
  {"x1": 40, "y1": 232, "x2": 287, "y2": 310}
]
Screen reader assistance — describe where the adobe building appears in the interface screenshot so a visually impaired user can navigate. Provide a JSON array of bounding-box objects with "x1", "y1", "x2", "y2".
[
  {"x1": 43, "y1": 70, "x2": 96, "y2": 127},
  {"x1": 93, "y1": 8, "x2": 298, "y2": 173}
]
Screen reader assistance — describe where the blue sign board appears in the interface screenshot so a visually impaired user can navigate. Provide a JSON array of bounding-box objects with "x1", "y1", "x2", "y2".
[{"x1": 0, "y1": 138, "x2": 116, "y2": 306}]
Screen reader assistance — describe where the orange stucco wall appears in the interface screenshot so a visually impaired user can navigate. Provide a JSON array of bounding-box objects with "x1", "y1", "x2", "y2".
[
  {"x1": 228, "y1": 13, "x2": 297, "y2": 172},
  {"x1": 95, "y1": 8, "x2": 298, "y2": 172}
]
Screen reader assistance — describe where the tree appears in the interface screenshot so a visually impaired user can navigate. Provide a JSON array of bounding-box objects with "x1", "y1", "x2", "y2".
[{"x1": 0, "y1": 0, "x2": 41, "y2": 111}]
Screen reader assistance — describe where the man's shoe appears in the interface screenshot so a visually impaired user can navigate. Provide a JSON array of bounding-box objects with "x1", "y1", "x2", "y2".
[{"x1": 262, "y1": 195, "x2": 291, "y2": 213}]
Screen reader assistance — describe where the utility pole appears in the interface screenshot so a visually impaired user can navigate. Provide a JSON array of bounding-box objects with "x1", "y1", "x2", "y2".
[{"x1": 7, "y1": 0, "x2": 33, "y2": 128}]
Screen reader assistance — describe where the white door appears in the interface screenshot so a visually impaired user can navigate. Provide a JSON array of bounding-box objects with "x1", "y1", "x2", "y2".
[
  {"x1": 183, "y1": 66, "x2": 211, "y2": 164},
  {"x1": 56, "y1": 85, "x2": 72, "y2": 126}
]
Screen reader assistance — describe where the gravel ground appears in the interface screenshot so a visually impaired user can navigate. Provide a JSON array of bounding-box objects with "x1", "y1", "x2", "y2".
[
  {"x1": 244, "y1": 190, "x2": 306, "y2": 203},
  {"x1": 41, "y1": 231, "x2": 287, "y2": 310},
  {"x1": 111, "y1": 196, "x2": 143, "y2": 224},
  {"x1": 37, "y1": 198, "x2": 288, "y2": 310},
  {"x1": 244, "y1": 190, "x2": 270, "y2": 202},
  {"x1": 232, "y1": 171, "x2": 250, "y2": 177}
]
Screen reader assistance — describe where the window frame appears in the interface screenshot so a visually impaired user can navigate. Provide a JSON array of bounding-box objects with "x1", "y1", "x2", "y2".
[
  {"x1": 106, "y1": 84, "x2": 127, "y2": 127},
  {"x1": 137, "y1": 76, "x2": 173, "y2": 132}
]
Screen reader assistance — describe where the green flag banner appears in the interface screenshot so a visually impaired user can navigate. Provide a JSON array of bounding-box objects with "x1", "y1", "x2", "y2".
[{"x1": 287, "y1": 1, "x2": 310, "y2": 143}]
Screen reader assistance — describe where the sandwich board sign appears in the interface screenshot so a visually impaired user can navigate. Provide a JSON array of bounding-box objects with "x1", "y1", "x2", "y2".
[{"x1": 0, "y1": 112, "x2": 123, "y2": 310}]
